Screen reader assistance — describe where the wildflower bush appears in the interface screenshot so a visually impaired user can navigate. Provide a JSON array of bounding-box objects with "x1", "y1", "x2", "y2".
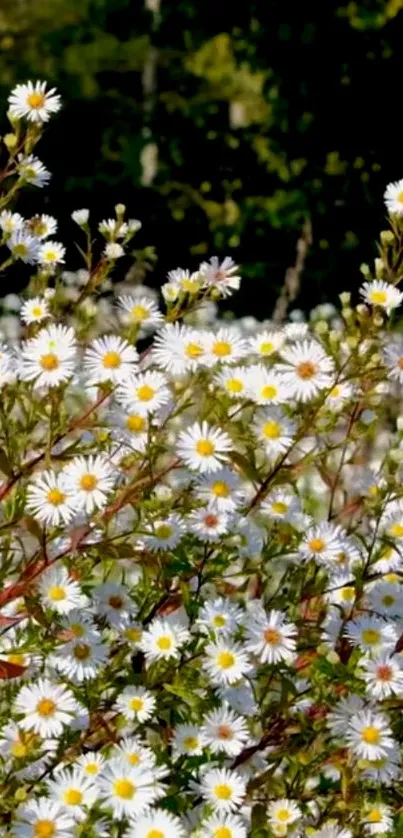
[{"x1": 2, "y1": 81, "x2": 403, "y2": 838}]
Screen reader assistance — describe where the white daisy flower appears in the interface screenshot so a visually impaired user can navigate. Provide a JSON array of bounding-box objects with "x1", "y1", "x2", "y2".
[
  {"x1": 346, "y1": 710, "x2": 394, "y2": 759},
  {"x1": 112, "y1": 736, "x2": 156, "y2": 770},
  {"x1": 384, "y1": 177, "x2": 403, "y2": 215},
  {"x1": 83, "y1": 335, "x2": 138, "y2": 384},
  {"x1": 12, "y1": 798, "x2": 75, "y2": 838},
  {"x1": 253, "y1": 407, "x2": 296, "y2": 458},
  {"x1": 115, "y1": 370, "x2": 170, "y2": 415},
  {"x1": 199, "y1": 256, "x2": 241, "y2": 297},
  {"x1": 37, "y1": 240, "x2": 66, "y2": 267},
  {"x1": 188, "y1": 508, "x2": 231, "y2": 541},
  {"x1": 98, "y1": 759, "x2": 161, "y2": 818},
  {"x1": 299, "y1": 523, "x2": 343, "y2": 565},
  {"x1": 47, "y1": 767, "x2": 98, "y2": 820},
  {"x1": 176, "y1": 421, "x2": 232, "y2": 473},
  {"x1": 27, "y1": 214, "x2": 58, "y2": 239},
  {"x1": 201, "y1": 705, "x2": 249, "y2": 756},
  {"x1": 279, "y1": 339, "x2": 335, "y2": 401},
  {"x1": 360, "y1": 654, "x2": 403, "y2": 699},
  {"x1": 327, "y1": 694, "x2": 367, "y2": 736},
  {"x1": 245, "y1": 609, "x2": 297, "y2": 664},
  {"x1": 383, "y1": 338, "x2": 403, "y2": 382},
  {"x1": 0, "y1": 210, "x2": 24, "y2": 234},
  {"x1": 198, "y1": 767, "x2": 246, "y2": 812},
  {"x1": 152, "y1": 322, "x2": 209, "y2": 374},
  {"x1": 127, "y1": 809, "x2": 186, "y2": 838},
  {"x1": 26, "y1": 470, "x2": 77, "y2": 526},
  {"x1": 104, "y1": 242, "x2": 124, "y2": 260},
  {"x1": 360, "y1": 279, "x2": 403, "y2": 313},
  {"x1": 20, "y1": 296, "x2": 49, "y2": 324},
  {"x1": 141, "y1": 514, "x2": 186, "y2": 551},
  {"x1": 246, "y1": 364, "x2": 291, "y2": 405},
  {"x1": 200, "y1": 814, "x2": 247, "y2": 838},
  {"x1": 139, "y1": 618, "x2": 189, "y2": 662},
  {"x1": 38, "y1": 565, "x2": 84, "y2": 613},
  {"x1": 20, "y1": 323, "x2": 77, "y2": 387},
  {"x1": 248, "y1": 329, "x2": 285, "y2": 358},
  {"x1": 267, "y1": 799, "x2": 301, "y2": 827},
  {"x1": 204, "y1": 641, "x2": 252, "y2": 685},
  {"x1": 115, "y1": 686, "x2": 156, "y2": 723},
  {"x1": 196, "y1": 598, "x2": 244, "y2": 636},
  {"x1": 324, "y1": 380, "x2": 354, "y2": 410},
  {"x1": 17, "y1": 154, "x2": 51, "y2": 187},
  {"x1": 313, "y1": 825, "x2": 352, "y2": 838},
  {"x1": 8, "y1": 229, "x2": 39, "y2": 263},
  {"x1": 8, "y1": 80, "x2": 61, "y2": 122},
  {"x1": 109, "y1": 408, "x2": 149, "y2": 453},
  {"x1": 71, "y1": 208, "x2": 89, "y2": 226},
  {"x1": 93, "y1": 582, "x2": 134, "y2": 628},
  {"x1": 117, "y1": 294, "x2": 163, "y2": 330},
  {"x1": 214, "y1": 366, "x2": 250, "y2": 399},
  {"x1": 361, "y1": 804, "x2": 393, "y2": 835},
  {"x1": 204, "y1": 328, "x2": 247, "y2": 366},
  {"x1": 15, "y1": 679, "x2": 80, "y2": 737},
  {"x1": 76, "y1": 752, "x2": 105, "y2": 779},
  {"x1": 195, "y1": 468, "x2": 246, "y2": 512},
  {"x1": 345, "y1": 615, "x2": 397, "y2": 654},
  {"x1": 172, "y1": 723, "x2": 206, "y2": 756},
  {"x1": 50, "y1": 636, "x2": 108, "y2": 682},
  {"x1": 63, "y1": 454, "x2": 115, "y2": 514},
  {"x1": 260, "y1": 488, "x2": 300, "y2": 521}
]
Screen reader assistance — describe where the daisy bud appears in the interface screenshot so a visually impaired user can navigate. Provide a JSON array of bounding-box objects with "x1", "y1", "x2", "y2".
[
  {"x1": 380, "y1": 229, "x2": 394, "y2": 246},
  {"x1": 375, "y1": 257, "x2": 385, "y2": 278},
  {"x1": 104, "y1": 242, "x2": 124, "y2": 260},
  {"x1": 3, "y1": 132, "x2": 17, "y2": 150},
  {"x1": 115, "y1": 203, "x2": 126, "y2": 216},
  {"x1": 339, "y1": 291, "x2": 351, "y2": 304},
  {"x1": 71, "y1": 209, "x2": 89, "y2": 226},
  {"x1": 360, "y1": 263, "x2": 370, "y2": 276}
]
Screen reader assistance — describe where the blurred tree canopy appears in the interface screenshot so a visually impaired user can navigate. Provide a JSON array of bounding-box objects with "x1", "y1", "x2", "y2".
[{"x1": 0, "y1": 0, "x2": 402, "y2": 314}]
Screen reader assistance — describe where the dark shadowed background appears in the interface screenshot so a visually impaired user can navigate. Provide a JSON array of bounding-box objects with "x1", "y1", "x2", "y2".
[{"x1": 0, "y1": 0, "x2": 401, "y2": 315}]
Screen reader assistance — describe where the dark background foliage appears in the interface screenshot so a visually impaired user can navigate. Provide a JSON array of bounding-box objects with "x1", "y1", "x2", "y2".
[{"x1": 0, "y1": 0, "x2": 402, "y2": 315}]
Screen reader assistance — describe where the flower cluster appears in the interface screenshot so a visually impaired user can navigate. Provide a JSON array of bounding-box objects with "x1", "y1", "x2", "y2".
[{"x1": 1, "y1": 82, "x2": 403, "y2": 838}]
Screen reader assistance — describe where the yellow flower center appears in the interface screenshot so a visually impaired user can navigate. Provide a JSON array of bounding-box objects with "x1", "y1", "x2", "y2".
[
  {"x1": 73, "y1": 644, "x2": 91, "y2": 661},
  {"x1": 43, "y1": 250, "x2": 57, "y2": 263},
  {"x1": 11, "y1": 740, "x2": 28, "y2": 758},
  {"x1": 156, "y1": 635, "x2": 172, "y2": 651},
  {"x1": 214, "y1": 784, "x2": 232, "y2": 800},
  {"x1": 367, "y1": 810, "x2": 382, "y2": 823},
  {"x1": 271, "y1": 501, "x2": 288, "y2": 514},
  {"x1": 382, "y1": 595, "x2": 395, "y2": 607},
  {"x1": 124, "y1": 627, "x2": 142, "y2": 642},
  {"x1": 146, "y1": 831, "x2": 164, "y2": 838},
  {"x1": 212, "y1": 480, "x2": 230, "y2": 497},
  {"x1": 217, "y1": 651, "x2": 235, "y2": 669},
  {"x1": 155, "y1": 524, "x2": 173, "y2": 539},
  {"x1": 361, "y1": 726, "x2": 380, "y2": 744},
  {"x1": 183, "y1": 735, "x2": 198, "y2": 751},
  {"x1": 13, "y1": 243, "x2": 28, "y2": 257},
  {"x1": 40, "y1": 353, "x2": 59, "y2": 371},
  {"x1": 79, "y1": 473, "x2": 98, "y2": 491},
  {"x1": 225, "y1": 378, "x2": 244, "y2": 393},
  {"x1": 70, "y1": 623, "x2": 85, "y2": 637},
  {"x1": 330, "y1": 385, "x2": 340, "y2": 398},
  {"x1": 362, "y1": 629, "x2": 380, "y2": 645},
  {"x1": 126, "y1": 414, "x2": 146, "y2": 433},
  {"x1": 389, "y1": 523, "x2": 403, "y2": 538},
  {"x1": 296, "y1": 361, "x2": 317, "y2": 379},
  {"x1": 369, "y1": 290, "x2": 387, "y2": 305},
  {"x1": 259, "y1": 341, "x2": 274, "y2": 354},
  {"x1": 213, "y1": 615, "x2": 226, "y2": 628},
  {"x1": 377, "y1": 665, "x2": 392, "y2": 681},
  {"x1": 214, "y1": 829, "x2": 232, "y2": 838},
  {"x1": 128, "y1": 752, "x2": 140, "y2": 766},
  {"x1": 398, "y1": 191, "x2": 403, "y2": 204},
  {"x1": 46, "y1": 488, "x2": 65, "y2": 506},
  {"x1": 308, "y1": 537, "x2": 325, "y2": 553},
  {"x1": 36, "y1": 698, "x2": 56, "y2": 717},
  {"x1": 213, "y1": 340, "x2": 231, "y2": 357},
  {"x1": 102, "y1": 351, "x2": 122, "y2": 369},
  {"x1": 196, "y1": 439, "x2": 215, "y2": 456},
  {"x1": 48, "y1": 585, "x2": 66, "y2": 601},
  {"x1": 27, "y1": 92, "x2": 46, "y2": 109},
  {"x1": 130, "y1": 305, "x2": 149, "y2": 322},
  {"x1": 137, "y1": 384, "x2": 155, "y2": 401},
  {"x1": 7, "y1": 653, "x2": 26, "y2": 666},
  {"x1": 84, "y1": 762, "x2": 100, "y2": 775},
  {"x1": 34, "y1": 821, "x2": 56, "y2": 838},
  {"x1": 113, "y1": 779, "x2": 136, "y2": 799},
  {"x1": 262, "y1": 421, "x2": 280, "y2": 439},
  {"x1": 276, "y1": 809, "x2": 292, "y2": 822},
  {"x1": 129, "y1": 697, "x2": 144, "y2": 712},
  {"x1": 32, "y1": 306, "x2": 44, "y2": 318},
  {"x1": 264, "y1": 628, "x2": 281, "y2": 645},
  {"x1": 185, "y1": 342, "x2": 204, "y2": 358},
  {"x1": 340, "y1": 587, "x2": 355, "y2": 602},
  {"x1": 261, "y1": 384, "x2": 278, "y2": 399},
  {"x1": 63, "y1": 788, "x2": 83, "y2": 806}
]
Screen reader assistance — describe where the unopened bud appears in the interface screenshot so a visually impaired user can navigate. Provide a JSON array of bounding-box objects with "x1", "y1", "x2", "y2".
[
  {"x1": 356, "y1": 304, "x2": 369, "y2": 317},
  {"x1": 3, "y1": 132, "x2": 17, "y2": 150},
  {"x1": 380, "y1": 229, "x2": 394, "y2": 246},
  {"x1": 375, "y1": 257, "x2": 384, "y2": 279},
  {"x1": 360, "y1": 263, "x2": 370, "y2": 277},
  {"x1": 115, "y1": 203, "x2": 126, "y2": 217},
  {"x1": 15, "y1": 788, "x2": 27, "y2": 802},
  {"x1": 339, "y1": 291, "x2": 351, "y2": 305}
]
